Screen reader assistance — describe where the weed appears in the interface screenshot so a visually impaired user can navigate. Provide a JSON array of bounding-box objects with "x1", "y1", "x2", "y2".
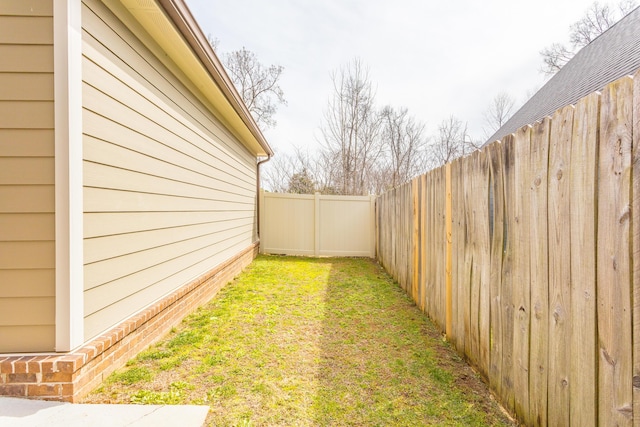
[
  {"x1": 168, "y1": 330, "x2": 204, "y2": 348},
  {"x1": 136, "y1": 348, "x2": 173, "y2": 361},
  {"x1": 107, "y1": 367, "x2": 152, "y2": 385},
  {"x1": 158, "y1": 355, "x2": 186, "y2": 371},
  {"x1": 130, "y1": 389, "x2": 182, "y2": 405}
]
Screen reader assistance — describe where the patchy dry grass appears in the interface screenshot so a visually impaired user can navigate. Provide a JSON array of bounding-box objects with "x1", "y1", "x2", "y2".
[{"x1": 84, "y1": 255, "x2": 513, "y2": 426}]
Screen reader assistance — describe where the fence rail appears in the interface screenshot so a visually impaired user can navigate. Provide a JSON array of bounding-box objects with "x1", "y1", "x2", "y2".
[
  {"x1": 260, "y1": 191, "x2": 375, "y2": 257},
  {"x1": 376, "y1": 73, "x2": 639, "y2": 426}
]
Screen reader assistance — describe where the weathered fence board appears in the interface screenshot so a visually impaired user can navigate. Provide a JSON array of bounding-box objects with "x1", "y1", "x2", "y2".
[
  {"x1": 633, "y1": 71, "x2": 640, "y2": 427},
  {"x1": 445, "y1": 164, "x2": 452, "y2": 338},
  {"x1": 452, "y1": 158, "x2": 465, "y2": 354},
  {"x1": 528, "y1": 116, "x2": 550, "y2": 427},
  {"x1": 512, "y1": 126, "x2": 531, "y2": 424},
  {"x1": 415, "y1": 178, "x2": 421, "y2": 309},
  {"x1": 569, "y1": 92, "x2": 599, "y2": 427},
  {"x1": 375, "y1": 74, "x2": 638, "y2": 426},
  {"x1": 487, "y1": 141, "x2": 505, "y2": 402},
  {"x1": 597, "y1": 76, "x2": 633, "y2": 426},
  {"x1": 462, "y1": 157, "x2": 473, "y2": 365},
  {"x1": 435, "y1": 167, "x2": 446, "y2": 329},
  {"x1": 465, "y1": 152, "x2": 479, "y2": 369},
  {"x1": 421, "y1": 174, "x2": 428, "y2": 313},
  {"x1": 476, "y1": 150, "x2": 491, "y2": 381},
  {"x1": 547, "y1": 104, "x2": 573, "y2": 426},
  {"x1": 500, "y1": 134, "x2": 516, "y2": 414}
]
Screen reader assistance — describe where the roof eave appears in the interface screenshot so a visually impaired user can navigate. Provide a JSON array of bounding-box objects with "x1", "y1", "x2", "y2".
[{"x1": 119, "y1": 0, "x2": 274, "y2": 157}]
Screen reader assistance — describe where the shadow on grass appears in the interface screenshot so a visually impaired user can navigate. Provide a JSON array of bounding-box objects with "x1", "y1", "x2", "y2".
[{"x1": 313, "y1": 257, "x2": 511, "y2": 426}]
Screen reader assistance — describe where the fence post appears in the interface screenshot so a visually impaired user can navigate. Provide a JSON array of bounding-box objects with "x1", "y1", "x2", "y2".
[
  {"x1": 259, "y1": 189, "x2": 265, "y2": 254},
  {"x1": 370, "y1": 195, "x2": 376, "y2": 258},
  {"x1": 445, "y1": 163, "x2": 453, "y2": 339},
  {"x1": 412, "y1": 179, "x2": 419, "y2": 301},
  {"x1": 314, "y1": 192, "x2": 320, "y2": 257},
  {"x1": 633, "y1": 69, "x2": 640, "y2": 426}
]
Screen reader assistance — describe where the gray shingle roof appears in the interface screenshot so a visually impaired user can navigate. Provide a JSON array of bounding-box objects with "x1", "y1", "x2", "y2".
[{"x1": 485, "y1": 6, "x2": 640, "y2": 145}]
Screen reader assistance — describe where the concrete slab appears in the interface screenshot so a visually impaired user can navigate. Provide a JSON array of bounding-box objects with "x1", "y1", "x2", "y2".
[{"x1": 0, "y1": 397, "x2": 209, "y2": 427}]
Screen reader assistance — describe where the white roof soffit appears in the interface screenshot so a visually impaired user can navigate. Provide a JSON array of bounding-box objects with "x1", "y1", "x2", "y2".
[{"x1": 116, "y1": 0, "x2": 273, "y2": 157}]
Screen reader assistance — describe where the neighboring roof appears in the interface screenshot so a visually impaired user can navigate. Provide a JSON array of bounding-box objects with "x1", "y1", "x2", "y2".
[
  {"x1": 486, "y1": 6, "x2": 640, "y2": 145},
  {"x1": 116, "y1": 0, "x2": 273, "y2": 157}
]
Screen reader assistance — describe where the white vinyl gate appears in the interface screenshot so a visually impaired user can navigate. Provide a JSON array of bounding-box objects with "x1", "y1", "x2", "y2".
[{"x1": 259, "y1": 191, "x2": 375, "y2": 257}]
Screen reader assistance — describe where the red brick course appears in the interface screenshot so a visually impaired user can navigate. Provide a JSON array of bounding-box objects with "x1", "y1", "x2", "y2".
[{"x1": 0, "y1": 243, "x2": 257, "y2": 402}]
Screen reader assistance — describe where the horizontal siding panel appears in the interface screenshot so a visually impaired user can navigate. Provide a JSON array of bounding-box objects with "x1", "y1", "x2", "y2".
[
  {"x1": 81, "y1": 2, "x2": 255, "y2": 170},
  {"x1": 0, "y1": 269, "x2": 55, "y2": 297},
  {"x1": 0, "y1": 73, "x2": 54, "y2": 101},
  {"x1": 0, "y1": 16, "x2": 53, "y2": 44},
  {"x1": 84, "y1": 211, "x2": 254, "y2": 238},
  {"x1": 82, "y1": 80, "x2": 254, "y2": 187},
  {"x1": 0, "y1": 297, "x2": 54, "y2": 325},
  {"x1": 0, "y1": 241, "x2": 54, "y2": 269},
  {"x1": 0, "y1": 101, "x2": 54, "y2": 128},
  {"x1": 0, "y1": 157, "x2": 54, "y2": 184},
  {"x1": 84, "y1": 224, "x2": 252, "y2": 290},
  {"x1": 0, "y1": 5, "x2": 55, "y2": 355},
  {"x1": 0, "y1": 185, "x2": 54, "y2": 212},
  {"x1": 0, "y1": 297, "x2": 55, "y2": 326},
  {"x1": 83, "y1": 134, "x2": 254, "y2": 196},
  {"x1": 84, "y1": 187, "x2": 253, "y2": 213},
  {"x1": 0, "y1": 45, "x2": 53, "y2": 72},
  {"x1": 80, "y1": 0, "x2": 259, "y2": 341},
  {"x1": 0, "y1": 325, "x2": 54, "y2": 353},
  {"x1": 0, "y1": 0, "x2": 53, "y2": 16},
  {"x1": 83, "y1": 114, "x2": 254, "y2": 193},
  {"x1": 0, "y1": 213, "x2": 54, "y2": 240},
  {"x1": 84, "y1": 161, "x2": 253, "y2": 204},
  {"x1": 84, "y1": 217, "x2": 251, "y2": 263},
  {"x1": 83, "y1": 239, "x2": 251, "y2": 340},
  {"x1": 0, "y1": 129, "x2": 54, "y2": 156},
  {"x1": 81, "y1": 54, "x2": 254, "y2": 178}
]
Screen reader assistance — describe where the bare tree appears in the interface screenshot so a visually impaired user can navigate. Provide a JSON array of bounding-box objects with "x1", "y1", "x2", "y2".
[
  {"x1": 320, "y1": 59, "x2": 382, "y2": 195},
  {"x1": 376, "y1": 106, "x2": 428, "y2": 192},
  {"x1": 206, "y1": 34, "x2": 220, "y2": 51},
  {"x1": 540, "y1": 43, "x2": 575, "y2": 75},
  {"x1": 428, "y1": 116, "x2": 475, "y2": 167},
  {"x1": 261, "y1": 151, "x2": 296, "y2": 193},
  {"x1": 540, "y1": 1, "x2": 637, "y2": 75},
  {"x1": 483, "y1": 92, "x2": 515, "y2": 139},
  {"x1": 220, "y1": 47, "x2": 286, "y2": 130},
  {"x1": 262, "y1": 147, "x2": 329, "y2": 194}
]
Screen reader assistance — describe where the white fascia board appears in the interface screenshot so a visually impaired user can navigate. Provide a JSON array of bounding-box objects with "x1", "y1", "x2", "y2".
[{"x1": 54, "y1": 0, "x2": 84, "y2": 352}]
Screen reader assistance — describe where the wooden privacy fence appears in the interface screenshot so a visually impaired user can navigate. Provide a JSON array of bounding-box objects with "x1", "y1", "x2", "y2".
[
  {"x1": 260, "y1": 190, "x2": 375, "y2": 257},
  {"x1": 376, "y1": 73, "x2": 640, "y2": 426}
]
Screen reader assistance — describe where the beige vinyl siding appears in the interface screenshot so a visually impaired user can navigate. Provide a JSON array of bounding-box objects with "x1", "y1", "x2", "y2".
[
  {"x1": 81, "y1": 0, "x2": 258, "y2": 340},
  {"x1": 0, "y1": 0, "x2": 55, "y2": 352}
]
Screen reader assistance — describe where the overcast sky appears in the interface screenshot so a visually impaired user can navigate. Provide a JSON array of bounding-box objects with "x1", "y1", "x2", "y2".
[{"x1": 185, "y1": 0, "x2": 626, "y2": 155}]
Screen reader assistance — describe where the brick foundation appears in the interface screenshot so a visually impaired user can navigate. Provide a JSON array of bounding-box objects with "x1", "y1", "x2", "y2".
[{"x1": 0, "y1": 243, "x2": 258, "y2": 402}]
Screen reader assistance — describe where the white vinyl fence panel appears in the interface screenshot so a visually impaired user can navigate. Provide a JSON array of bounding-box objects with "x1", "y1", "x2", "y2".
[{"x1": 260, "y1": 191, "x2": 375, "y2": 257}]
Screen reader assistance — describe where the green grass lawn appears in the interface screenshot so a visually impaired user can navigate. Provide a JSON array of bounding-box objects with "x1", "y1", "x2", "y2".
[{"x1": 84, "y1": 255, "x2": 513, "y2": 426}]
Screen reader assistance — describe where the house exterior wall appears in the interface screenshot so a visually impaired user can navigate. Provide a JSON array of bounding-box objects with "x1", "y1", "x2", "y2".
[
  {"x1": 0, "y1": 0, "x2": 56, "y2": 352},
  {"x1": 0, "y1": 243, "x2": 258, "y2": 401},
  {"x1": 81, "y1": 0, "x2": 258, "y2": 341}
]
